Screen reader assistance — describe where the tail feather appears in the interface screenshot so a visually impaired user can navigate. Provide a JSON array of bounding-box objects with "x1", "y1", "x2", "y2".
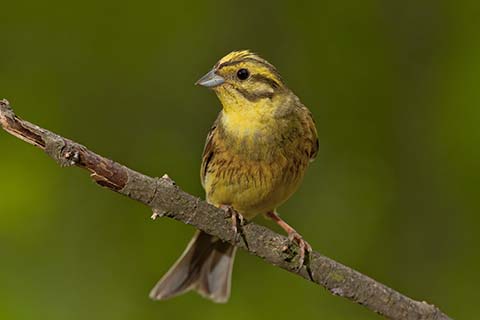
[{"x1": 149, "y1": 231, "x2": 236, "y2": 303}]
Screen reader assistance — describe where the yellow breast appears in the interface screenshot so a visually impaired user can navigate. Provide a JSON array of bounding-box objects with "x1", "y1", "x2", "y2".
[{"x1": 202, "y1": 101, "x2": 316, "y2": 219}]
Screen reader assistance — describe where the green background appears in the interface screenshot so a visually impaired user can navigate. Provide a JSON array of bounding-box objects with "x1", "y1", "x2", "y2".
[{"x1": 0, "y1": 0, "x2": 478, "y2": 319}]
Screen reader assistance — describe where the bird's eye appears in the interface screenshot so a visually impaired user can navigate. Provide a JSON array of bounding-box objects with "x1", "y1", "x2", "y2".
[{"x1": 236, "y1": 68, "x2": 250, "y2": 80}]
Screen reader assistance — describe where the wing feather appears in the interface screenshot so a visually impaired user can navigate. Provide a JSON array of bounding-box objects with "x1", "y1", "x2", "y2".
[
  {"x1": 307, "y1": 110, "x2": 319, "y2": 161},
  {"x1": 200, "y1": 114, "x2": 222, "y2": 188}
]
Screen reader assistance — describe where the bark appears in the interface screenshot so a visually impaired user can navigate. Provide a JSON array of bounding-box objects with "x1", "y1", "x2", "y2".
[{"x1": 0, "y1": 99, "x2": 452, "y2": 320}]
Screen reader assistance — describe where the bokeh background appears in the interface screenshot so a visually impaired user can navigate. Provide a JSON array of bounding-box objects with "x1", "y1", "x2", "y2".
[{"x1": 0, "y1": 0, "x2": 478, "y2": 319}]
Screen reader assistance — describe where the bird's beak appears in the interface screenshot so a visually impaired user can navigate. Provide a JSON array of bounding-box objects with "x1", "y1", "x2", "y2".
[{"x1": 195, "y1": 69, "x2": 225, "y2": 88}]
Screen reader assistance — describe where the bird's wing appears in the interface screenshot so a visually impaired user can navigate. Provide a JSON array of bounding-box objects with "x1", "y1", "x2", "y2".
[
  {"x1": 297, "y1": 100, "x2": 319, "y2": 162},
  {"x1": 308, "y1": 110, "x2": 319, "y2": 161},
  {"x1": 200, "y1": 113, "x2": 221, "y2": 188}
]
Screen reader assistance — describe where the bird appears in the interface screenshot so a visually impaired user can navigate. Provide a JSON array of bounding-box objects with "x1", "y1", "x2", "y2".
[{"x1": 149, "y1": 50, "x2": 319, "y2": 303}]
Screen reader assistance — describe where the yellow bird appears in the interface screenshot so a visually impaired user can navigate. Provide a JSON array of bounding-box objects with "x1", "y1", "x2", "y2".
[{"x1": 150, "y1": 50, "x2": 319, "y2": 303}]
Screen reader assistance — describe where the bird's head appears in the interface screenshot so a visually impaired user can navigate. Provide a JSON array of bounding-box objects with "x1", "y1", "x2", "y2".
[{"x1": 196, "y1": 50, "x2": 288, "y2": 113}]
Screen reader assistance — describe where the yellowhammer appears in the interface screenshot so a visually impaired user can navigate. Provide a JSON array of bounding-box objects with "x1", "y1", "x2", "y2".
[{"x1": 150, "y1": 50, "x2": 319, "y2": 303}]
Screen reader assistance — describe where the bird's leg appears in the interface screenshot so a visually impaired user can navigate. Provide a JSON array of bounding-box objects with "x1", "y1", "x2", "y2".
[
  {"x1": 220, "y1": 205, "x2": 246, "y2": 244},
  {"x1": 265, "y1": 211, "x2": 312, "y2": 269}
]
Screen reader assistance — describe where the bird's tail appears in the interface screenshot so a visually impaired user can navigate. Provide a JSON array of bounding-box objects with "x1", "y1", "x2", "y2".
[{"x1": 149, "y1": 230, "x2": 236, "y2": 303}]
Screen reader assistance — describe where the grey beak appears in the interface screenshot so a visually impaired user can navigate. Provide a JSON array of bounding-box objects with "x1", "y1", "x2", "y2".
[{"x1": 195, "y1": 69, "x2": 225, "y2": 88}]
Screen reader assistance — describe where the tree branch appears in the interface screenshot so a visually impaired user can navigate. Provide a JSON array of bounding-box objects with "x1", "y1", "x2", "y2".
[{"x1": 0, "y1": 99, "x2": 451, "y2": 320}]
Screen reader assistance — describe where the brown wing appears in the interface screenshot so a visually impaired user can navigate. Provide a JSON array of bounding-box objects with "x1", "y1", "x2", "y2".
[
  {"x1": 297, "y1": 101, "x2": 319, "y2": 161},
  {"x1": 307, "y1": 109, "x2": 319, "y2": 161},
  {"x1": 200, "y1": 113, "x2": 221, "y2": 188}
]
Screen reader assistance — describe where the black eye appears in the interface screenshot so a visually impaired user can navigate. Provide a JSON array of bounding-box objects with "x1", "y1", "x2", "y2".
[{"x1": 236, "y1": 68, "x2": 250, "y2": 80}]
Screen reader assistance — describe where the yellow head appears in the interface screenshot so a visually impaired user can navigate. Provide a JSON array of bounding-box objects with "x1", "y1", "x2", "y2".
[{"x1": 196, "y1": 50, "x2": 290, "y2": 115}]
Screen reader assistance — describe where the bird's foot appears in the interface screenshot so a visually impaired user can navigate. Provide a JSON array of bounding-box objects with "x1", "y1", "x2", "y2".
[
  {"x1": 287, "y1": 230, "x2": 312, "y2": 269},
  {"x1": 221, "y1": 205, "x2": 246, "y2": 245},
  {"x1": 266, "y1": 211, "x2": 312, "y2": 271}
]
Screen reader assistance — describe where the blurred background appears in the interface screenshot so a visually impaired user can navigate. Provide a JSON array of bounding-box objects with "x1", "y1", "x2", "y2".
[{"x1": 0, "y1": 0, "x2": 478, "y2": 319}]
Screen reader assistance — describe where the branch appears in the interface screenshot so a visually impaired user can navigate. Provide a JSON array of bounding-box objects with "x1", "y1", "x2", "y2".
[{"x1": 0, "y1": 99, "x2": 452, "y2": 320}]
